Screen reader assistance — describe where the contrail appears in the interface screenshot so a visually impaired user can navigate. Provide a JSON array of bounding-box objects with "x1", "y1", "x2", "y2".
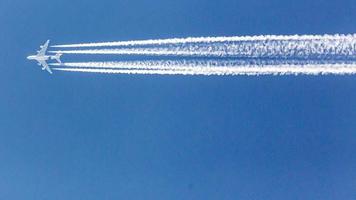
[
  {"x1": 51, "y1": 60, "x2": 356, "y2": 75},
  {"x1": 50, "y1": 61, "x2": 210, "y2": 70},
  {"x1": 49, "y1": 48, "x2": 222, "y2": 56},
  {"x1": 52, "y1": 34, "x2": 356, "y2": 48},
  {"x1": 50, "y1": 34, "x2": 356, "y2": 76},
  {"x1": 52, "y1": 68, "x2": 213, "y2": 75},
  {"x1": 49, "y1": 37, "x2": 356, "y2": 59},
  {"x1": 50, "y1": 60, "x2": 356, "y2": 69}
]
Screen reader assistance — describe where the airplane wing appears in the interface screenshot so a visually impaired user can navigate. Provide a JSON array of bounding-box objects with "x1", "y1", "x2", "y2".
[
  {"x1": 37, "y1": 40, "x2": 50, "y2": 56},
  {"x1": 38, "y1": 60, "x2": 53, "y2": 74}
]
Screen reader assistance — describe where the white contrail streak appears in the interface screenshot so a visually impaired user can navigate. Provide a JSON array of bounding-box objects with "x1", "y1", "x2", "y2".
[
  {"x1": 52, "y1": 61, "x2": 356, "y2": 75},
  {"x1": 51, "y1": 60, "x2": 356, "y2": 69},
  {"x1": 52, "y1": 34, "x2": 356, "y2": 48},
  {"x1": 49, "y1": 37, "x2": 356, "y2": 59},
  {"x1": 50, "y1": 34, "x2": 356, "y2": 76},
  {"x1": 52, "y1": 68, "x2": 211, "y2": 75},
  {"x1": 49, "y1": 48, "x2": 220, "y2": 56},
  {"x1": 51, "y1": 61, "x2": 205, "y2": 70}
]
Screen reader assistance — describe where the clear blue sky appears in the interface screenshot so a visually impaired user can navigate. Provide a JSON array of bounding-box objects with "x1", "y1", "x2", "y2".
[{"x1": 1, "y1": 0, "x2": 356, "y2": 199}]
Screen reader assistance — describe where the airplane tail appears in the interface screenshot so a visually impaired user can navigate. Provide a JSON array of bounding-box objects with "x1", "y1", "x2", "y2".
[{"x1": 52, "y1": 53, "x2": 62, "y2": 64}]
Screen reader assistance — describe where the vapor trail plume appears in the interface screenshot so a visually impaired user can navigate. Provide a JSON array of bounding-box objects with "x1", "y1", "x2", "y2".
[
  {"x1": 52, "y1": 34, "x2": 356, "y2": 48},
  {"x1": 52, "y1": 61, "x2": 356, "y2": 75},
  {"x1": 51, "y1": 61, "x2": 205, "y2": 70},
  {"x1": 51, "y1": 60, "x2": 356, "y2": 69},
  {"x1": 52, "y1": 68, "x2": 208, "y2": 75},
  {"x1": 49, "y1": 37, "x2": 356, "y2": 59},
  {"x1": 49, "y1": 49, "x2": 218, "y2": 56}
]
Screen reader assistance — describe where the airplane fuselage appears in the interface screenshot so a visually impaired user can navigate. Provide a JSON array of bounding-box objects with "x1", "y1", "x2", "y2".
[{"x1": 27, "y1": 55, "x2": 50, "y2": 62}]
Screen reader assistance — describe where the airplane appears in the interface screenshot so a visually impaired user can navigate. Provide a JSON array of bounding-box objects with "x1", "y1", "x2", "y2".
[{"x1": 27, "y1": 40, "x2": 62, "y2": 74}]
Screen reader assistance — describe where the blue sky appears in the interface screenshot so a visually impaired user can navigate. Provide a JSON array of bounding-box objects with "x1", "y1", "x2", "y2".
[{"x1": 1, "y1": 0, "x2": 356, "y2": 199}]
